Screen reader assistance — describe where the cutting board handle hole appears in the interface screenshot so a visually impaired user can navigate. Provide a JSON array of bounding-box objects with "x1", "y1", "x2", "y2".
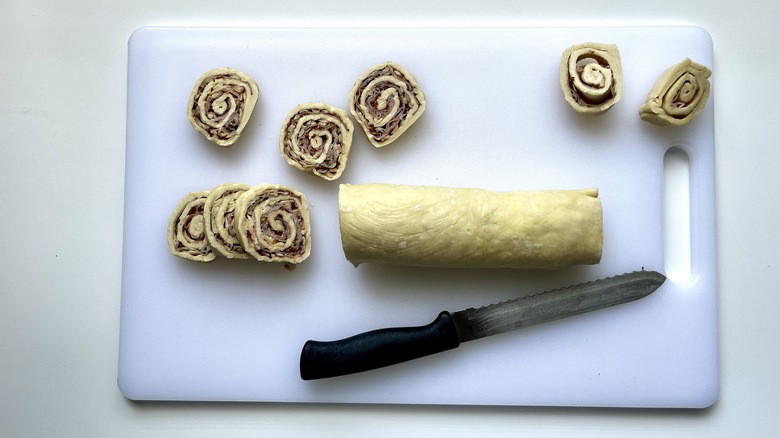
[{"x1": 663, "y1": 146, "x2": 692, "y2": 284}]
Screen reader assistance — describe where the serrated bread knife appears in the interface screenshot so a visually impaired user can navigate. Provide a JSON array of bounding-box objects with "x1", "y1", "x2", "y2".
[{"x1": 300, "y1": 270, "x2": 665, "y2": 380}]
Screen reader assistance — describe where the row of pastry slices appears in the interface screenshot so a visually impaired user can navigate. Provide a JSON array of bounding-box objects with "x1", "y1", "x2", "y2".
[
  {"x1": 188, "y1": 62, "x2": 426, "y2": 180},
  {"x1": 167, "y1": 182, "x2": 311, "y2": 264},
  {"x1": 560, "y1": 42, "x2": 711, "y2": 125}
]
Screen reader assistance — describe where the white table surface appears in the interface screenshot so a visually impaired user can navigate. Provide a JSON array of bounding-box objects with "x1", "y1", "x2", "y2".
[{"x1": 1, "y1": 0, "x2": 778, "y2": 436}]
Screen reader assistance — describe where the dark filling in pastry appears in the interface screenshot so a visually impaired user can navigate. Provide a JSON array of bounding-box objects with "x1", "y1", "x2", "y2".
[
  {"x1": 175, "y1": 198, "x2": 211, "y2": 256},
  {"x1": 191, "y1": 74, "x2": 250, "y2": 140},
  {"x1": 282, "y1": 107, "x2": 346, "y2": 177},
  {"x1": 568, "y1": 54, "x2": 614, "y2": 107},
  {"x1": 243, "y1": 190, "x2": 307, "y2": 259},
  {"x1": 667, "y1": 75, "x2": 700, "y2": 117},
  {"x1": 352, "y1": 65, "x2": 421, "y2": 143},
  {"x1": 211, "y1": 190, "x2": 244, "y2": 254}
]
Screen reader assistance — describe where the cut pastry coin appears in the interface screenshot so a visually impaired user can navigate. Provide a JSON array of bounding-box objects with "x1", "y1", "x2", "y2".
[
  {"x1": 167, "y1": 191, "x2": 216, "y2": 262},
  {"x1": 235, "y1": 184, "x2": 312, "y2": 264},
  {"x1": 560, "y1": 43, "x2": 622, "y2": 115},
  {"x1": 280, "y1": 103, "x2": 354, "y2": 181},
  {"x1": 187, "y1": 67, "x2": 259, "y2": 147},
  {"x1": 204, "y1": 183, "x2": 250, "y2": 259},
  {"x1": 348, "y1": 62, "x2": 426, "y2": 147},
  {"x1": 639, "y1": 58, "x2": 712, "y2": 126}
]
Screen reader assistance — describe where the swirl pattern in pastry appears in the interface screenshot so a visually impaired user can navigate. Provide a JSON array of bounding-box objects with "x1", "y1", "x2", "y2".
[
  {"x1": 167, "y1": 191, "x2": 216, "y2": 262},
  {"x1": 560, "y1": 43, "x2": 622, "y2": 115},
  {"x1": 639, "y1": 58, "x2": 712, "y2": 126},
  {"x1": 187, "y1": 67, "x2": 259, "y2": 147},
  {"x1": 348, "y1": 62, "x2": 426, "y2": 147},
  {"x1": 279, "y1": 103, "x2": 354, "y2": 181},
  {"x1": 204, "y1": 183, "x2": 250, "y2": 259},
  {"x1": 235, "y1": 184, "x2": 311, "y2": 264}
]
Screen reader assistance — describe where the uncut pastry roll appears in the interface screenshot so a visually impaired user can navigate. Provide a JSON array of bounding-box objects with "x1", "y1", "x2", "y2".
[
  {"x1": 167, "y1": 191, "x2": 216, "y2": 262},
  {"x1": 639, "y1": 58, "x2": 712, "y2": 126},
  {"x1": 187, "y1": 67, "x2": 259, "y2": 147},
  {"x1": 338, "y1": 184, "x2": 602, "y2": 269},
  {"x1": 204, "y1": 183, "x2": 250, "y2": 259},
  {"x1": 348, "y1": 62, "x2": 426, "y2": 147},
  {"x1": 279, "y1": 103, "x2": 354, "y2": 181},
  {"x1": 560, "y1": 43, "x2": 622, "y2": 115},
  {"x1": 234, "y1": 184, "x2": 312, "y2": 264}
]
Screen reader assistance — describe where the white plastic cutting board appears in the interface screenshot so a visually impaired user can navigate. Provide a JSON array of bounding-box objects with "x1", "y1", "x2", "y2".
[{"x1": 118, "y1": 26, "x2": 717, "y2": 407}]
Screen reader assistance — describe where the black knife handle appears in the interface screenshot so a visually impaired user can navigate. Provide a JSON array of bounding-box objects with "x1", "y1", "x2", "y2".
[{"x1": 300, "y1": 311, "x2": 461, "y2": 380}]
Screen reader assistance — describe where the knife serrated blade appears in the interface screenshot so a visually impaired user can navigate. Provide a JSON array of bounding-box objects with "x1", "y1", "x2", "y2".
[{"x1": 300, "y1": 270, "x2": 665, "y2": 380}]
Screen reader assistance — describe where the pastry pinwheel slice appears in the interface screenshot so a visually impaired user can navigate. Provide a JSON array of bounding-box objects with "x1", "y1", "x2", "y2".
[
  {"x1": 338, "y1": 184, "x2": 603, "y2": 269},
  {"x1": 204, "y1": 183, "x2": 250, "y2": 259},
  {"x1": 187, "y1": 67, "x2": 259, "y2": 147},
  {"x1": 279, "y1": 103, "x2": 354, "y2": 181},
  {"x1": 167, "y1": 191, "x2": 216, "y2": 262},
  {"x1": 639, "y1": 58, "x2": 712, "y2": 126},
  {"x1": 560, "y1": 43, "x2": 622, "y2": 115},
  {"x1": 235, "y1": 184, "x2": 312, "y2": 264},
  {"x1": 348, "y1": 62, "x2": 426, "y2": 147}
]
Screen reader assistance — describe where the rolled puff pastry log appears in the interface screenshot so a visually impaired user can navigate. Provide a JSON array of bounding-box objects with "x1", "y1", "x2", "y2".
[
  {"x1": 560, "y1": 43, "x2": 622, "y2": 115},
  {"x1": 348, "y1": 62, "x2": 426, "y2": 147},
  {"x1": 187, "y1": 67, "x2": 259, "y2": 147},
  {"x1": 338, "y1": 184, "x2": 603, "y2": 269},
  {"x1": 279, "y1": 103, "x2": 354, "y2": 180},
  {"x1": 639, "y1": 58, "x2": 711, "y2": 126},
  {"x1": 168, "y1": 191, "x2": 216, "y2": 262},
  {"x1": 235, "y1": 184, "x2": 312, "y2": 263},
  {"x1": 204, "y1": 183, "x2": 250, "y2": 259}
]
